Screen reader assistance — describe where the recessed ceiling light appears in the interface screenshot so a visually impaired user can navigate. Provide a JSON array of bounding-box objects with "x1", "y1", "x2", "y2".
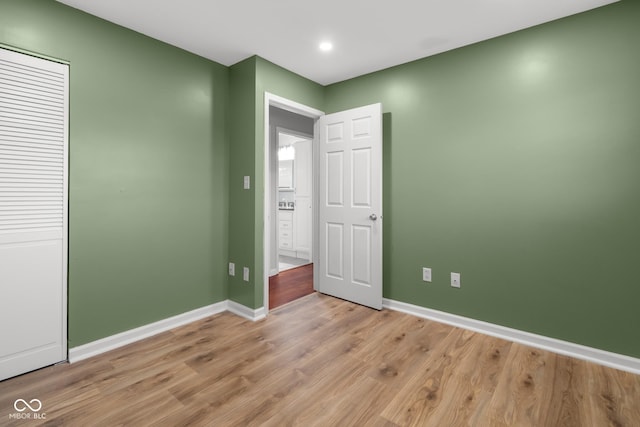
[{"x1": 319, "y1": 41, "x2": 333, "y2": 52}]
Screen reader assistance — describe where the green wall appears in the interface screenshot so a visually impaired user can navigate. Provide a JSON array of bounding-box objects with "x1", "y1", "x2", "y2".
[
  {"x1": 1, "y1": 0, "x2": 229, "y2": 346},
  {"x1": 2, "y1": 0, "x2": 638, "y2": 360},
  {"x1": 227, "y1": 56, "x2": 323, "y2": 308},
  {"x1": 227, "y1": 57, "x2": 257, "y2": 307},
  {"x1": 253, "y1": 58, "x2": 324, "y2": 307},
  {"x1": 325, "y1": 1, "x2": 640, "y2": 357}
]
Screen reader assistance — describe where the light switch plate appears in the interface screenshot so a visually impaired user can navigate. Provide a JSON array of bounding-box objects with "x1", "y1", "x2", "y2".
[
  {"x1": 243, "y1": 176, "x2": 250, "y2": 189},
  {"x1": 243, "y1": 267, "x2": 250, "y2": 282},
  {"x1": 228, "y1": 262, "x2": 235, "y2": 276}
]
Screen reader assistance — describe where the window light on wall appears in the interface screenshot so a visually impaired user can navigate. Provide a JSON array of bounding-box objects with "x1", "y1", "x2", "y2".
[{"x1": 278, "y1": 145, "x2": 295, "y2": 161}]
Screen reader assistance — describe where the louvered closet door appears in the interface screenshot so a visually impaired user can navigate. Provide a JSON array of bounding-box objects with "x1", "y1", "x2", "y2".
[{"x1": 0, "y1": 48, "x2": 68, "y2": 381}]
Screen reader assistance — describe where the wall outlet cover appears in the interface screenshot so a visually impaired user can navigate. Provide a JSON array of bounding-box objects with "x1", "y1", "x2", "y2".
[
  {"x1": 451, "y1": 272, "x2": 461, "y2": 288},
  {"x1": 243, "y1": 267, "x2": 250, "y2": 282},
  {"x1": 422, "y1": 267, "x2": 432, "y2": 282},
  {"x1": 228, "y1": 262, "x2": 235, "y2": 276}
]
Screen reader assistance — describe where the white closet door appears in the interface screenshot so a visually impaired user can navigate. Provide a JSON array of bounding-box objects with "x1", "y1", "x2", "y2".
[{"x1": 0, "y1": 48, "x2": 68, "y2": 381}]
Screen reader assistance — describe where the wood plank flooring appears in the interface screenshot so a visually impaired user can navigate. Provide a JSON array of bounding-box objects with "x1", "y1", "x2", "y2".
[
  {"x1": 269, "y1": 263, "x2": 314, "y2": 309},
  {"x1": 1, "y1": 293, "x2": 639, "y2": 426}
]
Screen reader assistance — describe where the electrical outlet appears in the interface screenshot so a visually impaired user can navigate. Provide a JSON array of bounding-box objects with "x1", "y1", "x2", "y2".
[
  {"x1": 451, "y1": 272, "x2": 461, "y2": 288},
  {"x1": 422, "y1": 267, "x2": 432, "y2": 282},
  {"x1": 228, "y1": 262, "x2": 235, "y2": 276},
  {"x1": 243, "y1": 176, "x2": 250, "y2": 189},
  {"x1": 243, "y1": 267, "x2": 250, "y2": 282}
]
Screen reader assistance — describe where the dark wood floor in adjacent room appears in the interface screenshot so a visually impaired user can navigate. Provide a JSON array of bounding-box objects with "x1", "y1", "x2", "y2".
[
  {"x1": 269, "y1": 263, "x2": 314, "y2": 309},
  {"x1": 2, "y1": 293, "x2": 639, "y2": 426}
]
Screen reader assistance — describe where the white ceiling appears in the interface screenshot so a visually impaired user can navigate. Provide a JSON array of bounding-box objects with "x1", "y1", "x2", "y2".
[{"x1": 56, "y1": 0, "x2": 618, "y2": 86}]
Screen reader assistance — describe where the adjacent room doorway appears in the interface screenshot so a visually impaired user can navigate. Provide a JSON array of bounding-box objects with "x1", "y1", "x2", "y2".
[
  {"x1": 274, "y1": 127, "x2": 313, "y2": 273},
  {"x1": 264, "y1": 95, "x2": 321, "y2": 311},
  {"x1": 263, "y1": 94, "x2": 383, "y2": 313}
]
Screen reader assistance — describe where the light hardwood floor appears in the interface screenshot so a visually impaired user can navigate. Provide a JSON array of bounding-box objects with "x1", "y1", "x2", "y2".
[{"x1": 1, "y1": 293, "x2": 639, "y2": 426}]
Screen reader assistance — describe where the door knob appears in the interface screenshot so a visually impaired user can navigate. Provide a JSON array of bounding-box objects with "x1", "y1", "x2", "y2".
[{"x1": 369, "y1": 213, "x2": 377, "y2": 221}]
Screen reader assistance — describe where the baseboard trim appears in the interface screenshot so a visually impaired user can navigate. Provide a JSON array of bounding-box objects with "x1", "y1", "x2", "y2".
[
  {"x1": 69, "y1": 301, "x2": 228, "y2": 363},
  {"x1": 227, "y1": 300, "x2": 266, "y2": 322},
  {"x1": 70, "y1": 297, "x2": 638, "y2": 374},
  {"x1": 69, "y1": 300, "x2": 267, "y2": 363},
  {"x1": 383, "y1": 298, "x2": 640, "y2": 375}
]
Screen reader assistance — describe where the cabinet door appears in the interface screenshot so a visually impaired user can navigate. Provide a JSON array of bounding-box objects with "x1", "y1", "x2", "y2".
[{"x1": 279, "y1": 226, "x2": 293, "y2": 249}]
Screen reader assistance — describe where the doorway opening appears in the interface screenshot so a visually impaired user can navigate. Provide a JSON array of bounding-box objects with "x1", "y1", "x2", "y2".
[
  {"x1": 264, "y1": 95, "x2": 384, "y2": 312},
  {"x1": 264, "y1": 94, "x2": 324, "y2": 312},
  {"x1": 275, "y1": 128, "x2": 312, "y2": 272}
]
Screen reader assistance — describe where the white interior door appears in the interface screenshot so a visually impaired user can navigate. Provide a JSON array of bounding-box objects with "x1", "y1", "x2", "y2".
[
  {"x1": 318, "y1": 103, "x2": 382, "y2": 309},
  {"x1": 0, "y1": 48, "x2": 68, "y2": 380}
]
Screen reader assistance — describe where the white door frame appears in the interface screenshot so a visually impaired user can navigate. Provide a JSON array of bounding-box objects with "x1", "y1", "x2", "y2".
[{"x1": 263, "y1": 93, "x2": 324, "y2": 314}]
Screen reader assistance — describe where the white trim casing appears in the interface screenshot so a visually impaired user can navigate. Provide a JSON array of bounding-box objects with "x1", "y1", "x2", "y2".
[
  {"x1": 227, "y1": 300, "x2": 267, "y2": 322},
  {"x1": 69, "y1": 300, "x2": 267, "y2": 363},
  {"x1": 383, "y1": 298, "x2": 640, "y2": 375},
  {"x1": 69, "y1": 301, "x2": 228, "y2": 363}
]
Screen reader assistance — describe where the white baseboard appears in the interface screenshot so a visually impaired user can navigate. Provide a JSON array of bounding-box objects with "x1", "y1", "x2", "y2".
[
  {"x1": 383, "y1": 298, "x2": 640, "y2": 375},
  {"x1": 70, "y1": 297, "x2": 638, "y2": 375},
  {"x1": 69, "y1": 301, "x2": 228, "y2": 363},
  {"x1": 227, "y1": 300, "x2": 266, "y2": 322},
  {"x1": 69, "y1": 299, "x2": 266, "y2": 363}
]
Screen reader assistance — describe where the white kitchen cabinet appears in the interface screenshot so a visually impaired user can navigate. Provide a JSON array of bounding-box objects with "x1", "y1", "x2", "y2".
[{"x1": 278, "y1": 210, "x2": 295, "y2": 256}]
